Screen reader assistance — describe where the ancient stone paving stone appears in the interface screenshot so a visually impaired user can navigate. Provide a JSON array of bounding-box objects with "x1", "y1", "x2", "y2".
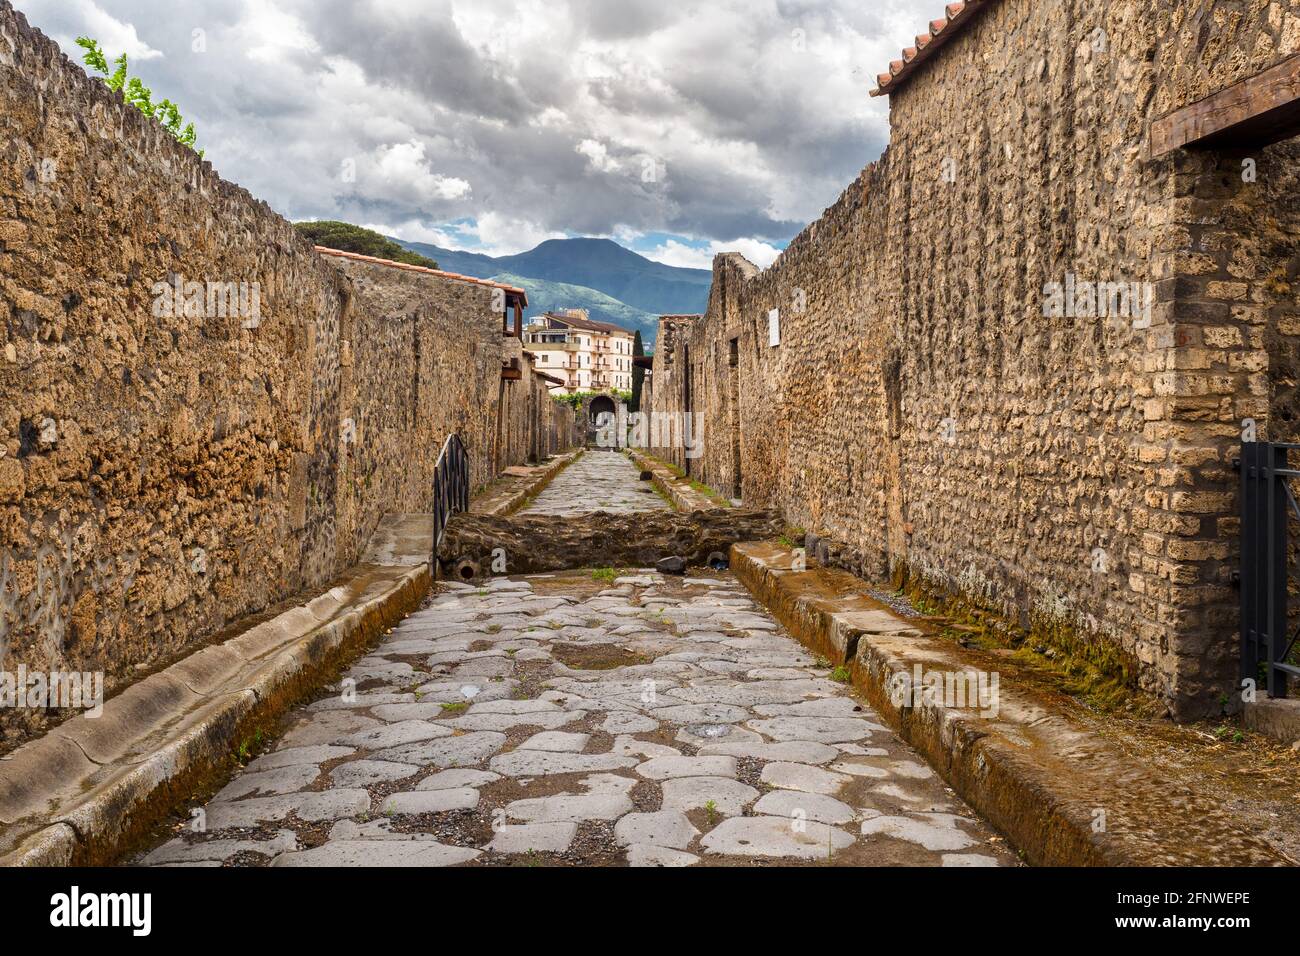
[
  {"x1": 245, "y1": 745, "x2": 355, "y2": 772},
  {"x1": 832, "y1": 757, "x2": 934, "y2": 779},
  {"x1": 373, "y1": 731, "x2": 507, "y2": 767},
  {"x1": 328, "y1": 819, "x2": 445, "y2": 841},
  {"x1": 505, "y1": 774, "x2": 637, "y2": 823},
  {"x1": 668, "y1": 682, "x2": 821, "y2": 706},
  {"x1": 382, "y1": 788, "x2": 479, "y2": 814},
  {"x1": 414, "y1": 679, "x2": 519, "y2": 702},
  {"x1": 272, "y1": 841, "x2": 480, "y2": 867},
  {"x1": 519, "y1": 731, "x2": 591, "y2": 752},
  {"x1": 659, "y1": 776, "x2": 758, "y2": 815},
  {"x1": 369, "y1": 702, "x2": 454, "y2": 722},
  {"x1": 333, "y1": 720, "x2": 454, "y2": 750},
  {"x1": 859, "y1": 813, "x2": 981, "y2": 852},
  {"x1": 490, "y1": 750, "x2": 638, "y2": 776},
  {"x1": 377, "y1": 639, "x2": 441, "y2": 655},
  {"x1": 701, "y1": 817, "x2": 855, "y2": 859},
  {"x1": 759, "y1": 761, "x2": 851, "y2": 795},
  {"x1": 753, "y1": 790, "x2": 856, "y2": 825},
  {"x1": 941, "y1": 854, "x2": 1001, "y2": 867},
  {"x1": 469, "y1": 699, "x2": 565, "y2": 715},
  {"x1": 142, "y1": 830, "x2": 298, "y2": 865},
  {"x1": 445, "y1": 710, "x2": 585, "y2": 732},
  {"x1": 600, "y1": 712, "x2": 659, "y2": 734},
  {"x1": 279, "y1": 711, "x2": 381, "y2": 747},
  {"x1": 205, "y1": 790, "x2": 371, "y2": 829},
  {"x1": 487, "y1": 822, "x2": 579, "y2": 854},
  {"x1": 611, "y1": 735, "x2": 681, "y2": 759},
  {"x1": 627, "y1": 844, "x2": 700, "y2": 867},
  {"x1": 696, "y1": 740, "x2": 839, "y2": 764},
  {"x1": 650, "y1": 703, "x2": 751, "y2": 724},
  {"x1": 415, "y1": 768, "x2": 501, "y2": 791},
  {"x1": 614, "y1": 811, "x2": 699, "y2": 849},
  {"x1": 675, "y1": 724, "x2": 765, "y2": 747},
  {"x1": 346, "y1": 659, "x2": 416, "y2": 682},
  {"x1": 836, "y1": 743, "x2": 890, "y2": 757},
  {"x1": 330, "y1": 759, "x2": 419, "y2": 788},
  {"x1": 746, "y1": 716, "x2": 876, "y2": 743},
  {"x1": 213, "y1": 764, "x2": 322, "y2": 801},
  {"x1": 753, "y1": 697, "x2": 874, "y2": 718},
  {"x1": 871, "y1": 783, "x2": 952, "y2": 808},
  {"x1": 308, "y1": 692, "x2": 415, "y2": 712},
  {"x1": 636, "y1": 755, "x2": 738, "y2": 780}
]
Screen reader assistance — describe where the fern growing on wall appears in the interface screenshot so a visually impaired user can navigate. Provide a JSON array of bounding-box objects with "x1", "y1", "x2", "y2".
[{"x1": 75, "y1": 37, "x2": 202, "y2": 157}]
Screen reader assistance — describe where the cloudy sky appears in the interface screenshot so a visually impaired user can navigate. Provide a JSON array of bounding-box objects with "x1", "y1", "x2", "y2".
[{"x1": 20, "y1": 0, "x2": 940, "y2": 268}]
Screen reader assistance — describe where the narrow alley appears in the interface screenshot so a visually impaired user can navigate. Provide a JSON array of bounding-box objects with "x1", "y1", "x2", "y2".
[{"x1": 133, "y1": 455, "x2": 1015, "y2": 867}]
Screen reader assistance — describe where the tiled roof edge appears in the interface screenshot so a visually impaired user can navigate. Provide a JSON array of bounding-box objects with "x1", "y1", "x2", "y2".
[
  {"x1": 871, "y1": 1, "x2": 997, "y2": 97},
  {"x1": 314, "y1": 246, "x2": 528, "y2": 304}
]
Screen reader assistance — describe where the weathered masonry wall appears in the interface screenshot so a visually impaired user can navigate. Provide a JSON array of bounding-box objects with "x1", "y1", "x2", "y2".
[
  {"x1": 321, "y1": 254, "x2": 579, "y2": 570},
  {"x1": 648, "y1": 0, "x2": 1300, "y2": 719},
  {"x1": 0, "y1": 3, "x2": 577, "y2": 744}
]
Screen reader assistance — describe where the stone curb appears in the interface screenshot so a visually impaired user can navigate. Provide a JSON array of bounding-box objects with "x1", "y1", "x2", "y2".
[
  {"x1": 626, "y1": 449, "x2": 717, "y2": 512},
  {"x1": 472, "y1": 449, "x2": 583, "y2": 517},
  {"x1": 1243, "y1": 696, "x2": 1300, "y2": 744},
  {"x1": 0, "y1": 558, "x2": 430, "y2": 867},
  {"x1": 730, "y1": 541, "x2": 1289, "y2": 867}
]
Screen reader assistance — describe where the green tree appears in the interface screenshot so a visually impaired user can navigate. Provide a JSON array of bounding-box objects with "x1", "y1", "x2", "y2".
[
  {"x1": 293, "y1": 221, "x2": 438, "y2": 270},
  {"x1": 630, "y1": 330, "x2": 645, "y2": 412},
  {"x1": 75, "y1": 38, "x2": 200, "y2": 155}
]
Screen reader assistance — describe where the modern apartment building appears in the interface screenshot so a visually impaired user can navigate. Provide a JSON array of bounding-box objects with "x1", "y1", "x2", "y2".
[{"x1": 523, "y1": 309, "x2": 636, "y2": 394}]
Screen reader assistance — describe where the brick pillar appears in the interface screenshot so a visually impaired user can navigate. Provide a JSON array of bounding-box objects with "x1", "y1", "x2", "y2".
[{"x1": 1137, "y1": 150, "x2": 1264, "y2": 719}]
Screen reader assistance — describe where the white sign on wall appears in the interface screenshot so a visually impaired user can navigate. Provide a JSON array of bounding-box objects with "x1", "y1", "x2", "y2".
[{"x1": 768, "y1": 308, "x2": 781, "y2": 347}]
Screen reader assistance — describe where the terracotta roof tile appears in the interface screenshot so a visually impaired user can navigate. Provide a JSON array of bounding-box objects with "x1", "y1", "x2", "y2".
[
  {"x1": 871, "y1": 0, "x2": 997, "y2": 98},
  {"x1": 537, "y1": 311, "x2": 634, "y2": 335},
  {"x1": 313, "y1": 246, "x2": 528, "y2": 306}
]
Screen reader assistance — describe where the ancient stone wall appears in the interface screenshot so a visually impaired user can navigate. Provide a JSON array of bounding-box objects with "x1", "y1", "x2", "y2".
[
  {"x1": 0, "y1": 3, "x2": 576, "y2": 743},
  {"x1": 648, "y1": 0, "x2": 1300, "y2": 718}
]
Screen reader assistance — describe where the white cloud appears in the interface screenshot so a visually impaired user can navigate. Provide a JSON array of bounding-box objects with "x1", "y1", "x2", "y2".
[
  {"x1": 366, "y1": 219, "x2": 466, "y2": 249},
  {"x1": 238, "y1": 3, "x2": 319, "y2": 63},
  {"x1": 43, "y1": 0, "x2": 162, "y2": 61},
  {"x1": 473, "y1": 212, "x2": 567, "y2": 256},
  {"x1": 645, "y1": 237, "x2": 782, "y2": 270},
  {"x1": 576, "y1": 138, "x2": 620, "y2": 174},
  {"x1": 365, "y1": 141, "x2": 472, "y2": 203},
  {"x1": 19, "y1": 0, "x2": 945, "y2": 251}
]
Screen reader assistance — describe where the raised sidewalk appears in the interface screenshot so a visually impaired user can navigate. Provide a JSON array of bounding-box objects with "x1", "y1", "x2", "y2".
[
  {"x1": 730, "y1": 541, "x2": 1289, "y2": 867},
  {"x1": 0, "y1": 453, "x2": 582, "y2": 866}
]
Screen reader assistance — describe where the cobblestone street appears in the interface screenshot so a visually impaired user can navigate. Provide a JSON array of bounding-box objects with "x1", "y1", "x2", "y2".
[
  {"x1": 520, "y1": 451, "x2": 668, "y2": 516},
  {"x1": 135, "y1": 534, "x2": 1017, "y2": 866}
]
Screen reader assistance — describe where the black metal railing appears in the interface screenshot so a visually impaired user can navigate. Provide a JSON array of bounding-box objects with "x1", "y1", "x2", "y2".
[
  {"x1": 1239, "y1": 441, "x2": 1300, "y2": 698},
  {"x1": 431, "y1": 434, "x2": 469, "y2": 565}
]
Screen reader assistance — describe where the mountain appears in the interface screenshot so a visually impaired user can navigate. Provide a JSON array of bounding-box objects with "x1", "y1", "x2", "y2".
[
  {"x1": 391, "y1": 236, "x2": 713, "y2": 338},
  {"x1": 495, "y1": 238, "x2": 712, "y2": 317},
  {"x1": 490, "y1": 272, "x2": 658, "y2": 341},
  {"x1": 398, "y1": 243, "x2": 500, "y2": 279}
]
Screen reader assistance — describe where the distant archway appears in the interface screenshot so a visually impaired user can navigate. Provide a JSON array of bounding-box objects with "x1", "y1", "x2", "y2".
[{"x1": 588, "y1": 394, "x2": 616, "y2": 425}]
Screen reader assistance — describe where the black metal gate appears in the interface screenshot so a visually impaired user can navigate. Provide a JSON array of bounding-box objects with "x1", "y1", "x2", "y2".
[
  {"x1": 1239, "y1": 441, "x2": 1300, "y2": 697},
  {"x1": 431, "y1": 433, "x2": 469, "y2": 568}
]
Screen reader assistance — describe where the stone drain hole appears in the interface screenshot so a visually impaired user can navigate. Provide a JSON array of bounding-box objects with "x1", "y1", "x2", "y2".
[{"x1": 454, "y1": 558, "x2": 480, "y2": 581}]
